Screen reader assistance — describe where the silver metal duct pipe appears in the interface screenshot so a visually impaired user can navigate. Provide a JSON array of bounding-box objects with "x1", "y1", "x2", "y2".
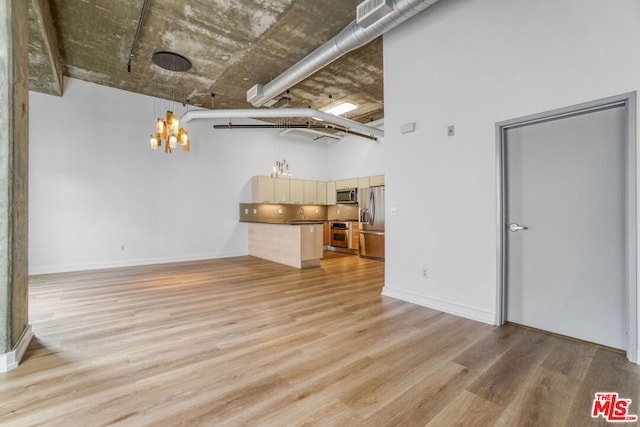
[
  {"x1": 181, "y1": 108, "x2": 384, "y2": 140},
  {"x1": 247, "y1": 0, "x2": 440, "y2": 107}
]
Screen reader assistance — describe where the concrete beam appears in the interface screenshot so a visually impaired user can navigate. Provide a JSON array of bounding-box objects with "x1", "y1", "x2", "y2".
[
  {"x1": 0, "y1": 0, "x2": 31, "y2": 367},
  {"x1": 28, "y1": 0, "x2": 63, "y2": 96}
]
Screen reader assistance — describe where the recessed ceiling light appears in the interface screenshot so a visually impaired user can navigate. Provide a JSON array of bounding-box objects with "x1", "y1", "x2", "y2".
[
  {"x1": 323, "y1": 102, "x2": 357, "y2": 116},
  {"x1": 152, "y1": 51, "x2": 192, "y2": 72}
]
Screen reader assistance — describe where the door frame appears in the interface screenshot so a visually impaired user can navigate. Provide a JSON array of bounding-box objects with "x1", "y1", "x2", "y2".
[{"x1": 495, "y1": 92, "x2": 637, "y2": 363}]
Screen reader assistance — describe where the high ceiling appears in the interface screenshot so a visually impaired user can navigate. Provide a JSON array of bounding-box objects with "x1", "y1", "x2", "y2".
[{"x1": 28, "y1": 0, "x2": 384, "y2": 124}]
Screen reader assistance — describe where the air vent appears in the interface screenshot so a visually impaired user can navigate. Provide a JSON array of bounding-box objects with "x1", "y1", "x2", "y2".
[
  {"x1": 151, "y1": 51, "x2": 192, "y2": 72},
  {"x1": 356, "y1": 0, "x2": 394, "y2": 28}
]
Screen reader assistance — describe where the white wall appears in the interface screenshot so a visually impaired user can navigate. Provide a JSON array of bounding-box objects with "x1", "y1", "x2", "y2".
[
  {"x1": 327, "y1": 133, "x2": 384, "y2": 180},
  {"x1": 29, "y1": 78, "x2": 329, "y2": 274},
  {"x1": 383, "y1": 0, "x2": 640, "y2": 324}
]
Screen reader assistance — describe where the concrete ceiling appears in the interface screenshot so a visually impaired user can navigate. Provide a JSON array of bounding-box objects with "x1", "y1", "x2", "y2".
[{"x1": 28, "y1": 0, "x2": 384, "y2": 124}]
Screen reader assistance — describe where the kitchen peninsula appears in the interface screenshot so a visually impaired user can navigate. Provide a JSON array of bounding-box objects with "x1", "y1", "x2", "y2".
[{"x1": 240, "y1": 203, "x2": 326, "y2": 269}]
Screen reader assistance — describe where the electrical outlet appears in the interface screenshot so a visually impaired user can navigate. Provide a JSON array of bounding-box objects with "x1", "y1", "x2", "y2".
[
  {"x1": 422, "y1": 267, "x2": 429, "y2": 279},
  {"x1": 121, "y1": 244, "x2": 126, "y2": 251},
  {"x1": 244, "y1": 208, "x2": 249, "y2": 214},
  {"x1": 278, "y1": 208, "x2": 283, "y2": 215}
]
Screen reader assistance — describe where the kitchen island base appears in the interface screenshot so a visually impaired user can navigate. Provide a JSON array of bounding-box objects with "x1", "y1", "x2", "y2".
[{"x1": 248, "y1": 223, "x2": 323, "y2": 269}]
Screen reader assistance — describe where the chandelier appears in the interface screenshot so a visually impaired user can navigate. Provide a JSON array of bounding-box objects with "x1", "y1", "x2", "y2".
[
  {"x1": 272, "y1": 115, "x2": 292, "y2": 178},
  {"x1": 149, "y1": 110, "x2": 190, "y2": 153},
  {"x1": 148, "y1": 83, "x2": 191, "y2": 153}
]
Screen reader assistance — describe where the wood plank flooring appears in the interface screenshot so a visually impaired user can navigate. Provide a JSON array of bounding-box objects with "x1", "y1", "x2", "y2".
[{"x1": 1, "y1": 253, "x2": 639, "y2": 426}]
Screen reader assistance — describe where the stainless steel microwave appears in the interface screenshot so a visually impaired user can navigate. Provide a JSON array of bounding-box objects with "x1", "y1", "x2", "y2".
[{"x1": 336, "y1": 188, "x2": 357, "y2": 204}]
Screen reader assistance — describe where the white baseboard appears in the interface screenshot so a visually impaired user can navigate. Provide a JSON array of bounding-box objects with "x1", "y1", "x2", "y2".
[
  {"x1": 381, "y1": 287, "x2": 496, "y2": 325},
  {"x1": 0, "y1": 324, "x2": 33, "y2": 373},
  {"x1": 28, "y1": 251, "x2": 250, "y2": 275}
]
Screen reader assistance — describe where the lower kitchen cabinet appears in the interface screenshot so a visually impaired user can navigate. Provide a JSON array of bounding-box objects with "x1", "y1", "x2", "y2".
[
  {"x1": 350, "y1": 222, "x2": 360, "y2": 250},
  {"x1": 324, "y1": 222, "x2": 330, "y2": 246}
]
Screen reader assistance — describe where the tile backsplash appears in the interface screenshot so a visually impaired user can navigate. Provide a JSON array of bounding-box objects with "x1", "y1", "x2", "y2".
[
  {"x1": 239, "y1": 203, "x2": 359, "y2": 223},
  {"x1": 327, "y1": 204, "x2": 359, "y2": 221},
  {"x1": 239, "y1": 203, "x2": 327, "y2": 223}
]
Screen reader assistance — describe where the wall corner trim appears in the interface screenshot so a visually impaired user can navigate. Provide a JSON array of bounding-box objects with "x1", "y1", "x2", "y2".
[
  {"x1": 0, "y1": 324, "x2": 33, "y2": 373},
  {"x1": 381, "y1": 287, "x2": 495, "y2": 325}
]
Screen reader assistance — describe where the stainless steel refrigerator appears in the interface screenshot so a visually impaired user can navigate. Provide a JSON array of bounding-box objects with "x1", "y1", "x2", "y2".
[{"x1": 359, "y1": 186, "x2": 385, "y2": 260}]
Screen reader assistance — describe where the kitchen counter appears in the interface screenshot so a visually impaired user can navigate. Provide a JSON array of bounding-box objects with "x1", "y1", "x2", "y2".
[
  {"x1": 248, "y1": 222, "x2": 323, "y2": 269},
  {"x1": 240, "y1": 219, "x2": 325, "y2": 225}
]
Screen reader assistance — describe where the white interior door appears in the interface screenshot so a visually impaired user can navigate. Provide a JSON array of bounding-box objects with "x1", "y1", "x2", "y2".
[{"x1": 505, "y1": 105, "x2": 627, "y2": 350}]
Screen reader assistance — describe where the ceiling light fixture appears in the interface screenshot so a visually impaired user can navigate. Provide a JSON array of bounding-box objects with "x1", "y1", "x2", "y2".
[
  {"x1": 149, "y1": 110, "x2": 190, "y2": 153},
  {"x1": 151, "y1": 51, "x2": 192, "y2": 72},
  {"x1": 323, "y1": 101, "x2": 358, "y2": 116},
  {"x1": 149, "y1": 86, "x2": 191, "y2": 153}
]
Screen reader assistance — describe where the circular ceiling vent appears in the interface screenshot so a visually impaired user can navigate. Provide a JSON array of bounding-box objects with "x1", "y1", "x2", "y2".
[{"x1": 151, "y1": 51, "x2": 192, "y2": 72}]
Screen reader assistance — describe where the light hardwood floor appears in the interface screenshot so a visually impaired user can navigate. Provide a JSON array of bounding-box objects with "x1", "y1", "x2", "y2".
[{"x1": 1, "y1": 253, "x2": 638, "y2": 426}]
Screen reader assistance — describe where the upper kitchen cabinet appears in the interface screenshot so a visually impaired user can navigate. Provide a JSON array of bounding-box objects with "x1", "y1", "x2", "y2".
[
  {"x1": 317, "y1": 182, "x2": 327, "y2": 205},
  {"x1": 370, "y1": 175, "x2": 385, "y2": 186},
  {"x1": 336, "y1": 178, "x2": 358, "y2": 190},
  {"x1": 358, "y1": 177, "x2": 370, "y2": 189},
  {"x1": 327, "y1": 182, "x2": 336, "y2": 205},
  {"x1": 289, "y1": 179, "x2": 304, "y2": 204},
  {"x1": 274, "y1": 179, "x2": 290, "y2": 203},
  {"x1": 303, "y1": 180, "x2": 317, "y2": 204},
  {"x1": 251, "y1": 176, "x2": 275, "y2": 203}
]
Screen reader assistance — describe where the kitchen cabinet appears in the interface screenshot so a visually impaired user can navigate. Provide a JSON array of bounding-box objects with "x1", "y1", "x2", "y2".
[
  {"x1": 274, "y1": 179, "x2": 290, "y2": 203},
  {"x1": 251, "y1": 175, "x2": 381, "y2": 205},
  {"x1": 370, "y1": 175, "x2": 385, "y2": 186},
  {"x1": 251, "y1": 176, "x2": 275, "y2": 203},
  {"x1": 289, "y1": 179, "x2": 304, "y2": 204},
  {"x1": 249, "y1": 223, "x2": 323, "y2": 269},
  {"x1": 323, "y1": 221, "x2": 330, "y2": 246},
  {"x1": 327, "y1": 181, "x2": 336, "y2": 204},
  {"x1": 317, "y1": 182, "x2": 327, "y2": 205},
  {"x1": 336, "y1": 178, "x2": 358, "y2": 190},
  {"x1": 303, "y1": 180, "x2": 317, "y2": 204},
  {"x1": 350, "y1": 222, "x2": 360, "y2": 250}
]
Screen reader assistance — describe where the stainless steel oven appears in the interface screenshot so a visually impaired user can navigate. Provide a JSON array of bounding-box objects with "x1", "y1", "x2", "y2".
[{"x1": 330, "y1": 222, "x2": 350, "y2": 248}]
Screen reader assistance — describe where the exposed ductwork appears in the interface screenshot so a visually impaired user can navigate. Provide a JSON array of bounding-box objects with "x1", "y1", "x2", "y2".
[
  {"x1": 180, "y1": 108, "x2": 384, "y2": 141},
  {"x1": 247, "y1": 0, "x2": 440, "y2": 107}
]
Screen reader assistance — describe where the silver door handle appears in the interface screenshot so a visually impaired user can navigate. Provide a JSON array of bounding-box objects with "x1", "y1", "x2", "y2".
[{"x1": 508, "y1": 222, "x2": 528, "y2": 232}]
